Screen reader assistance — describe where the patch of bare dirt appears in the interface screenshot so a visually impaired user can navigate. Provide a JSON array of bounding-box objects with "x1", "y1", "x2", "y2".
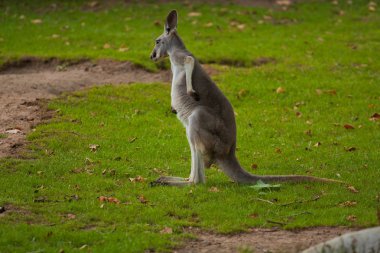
[
  {"x1": 0, "y1": 57, "x2": 220, "y2": 158},
  {"x1": 0, "y1": 57, "x2": 171, "y2": 158},
  {"x1": 176, "y1": 227, "x2": 357, "y2": 253}
]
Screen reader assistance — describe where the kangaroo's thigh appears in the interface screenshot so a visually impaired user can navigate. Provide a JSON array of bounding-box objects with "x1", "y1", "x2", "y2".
[{"x1": 188, "y1": 108, "x2": 230, "y2": 158}]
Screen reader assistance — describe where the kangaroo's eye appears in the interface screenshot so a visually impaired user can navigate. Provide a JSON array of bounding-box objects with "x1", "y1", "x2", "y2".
[{"x1": 155, "y1": 39, "x2": 160, "y2": 45}]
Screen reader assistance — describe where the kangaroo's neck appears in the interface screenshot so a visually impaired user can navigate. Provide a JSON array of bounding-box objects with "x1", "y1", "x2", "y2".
[{"x1": 168, "y1": 33, "x2": 191, "y2": 65}]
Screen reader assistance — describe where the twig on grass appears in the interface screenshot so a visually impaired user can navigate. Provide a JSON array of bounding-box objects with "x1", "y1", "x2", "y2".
[
  {"x1": 266, "y1": 219, "x2": 287, "y2": 226},
  {"x1": 253, "y1": 198, "x2": 275, "y2": 205},
  {"x1": 280, "y1": 195, "x2": 320, "y2": 207}
]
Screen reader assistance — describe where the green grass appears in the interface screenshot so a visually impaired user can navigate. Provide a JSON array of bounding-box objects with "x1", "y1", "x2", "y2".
[
  {"x1": 1, "y1": 0, "x2": 379, "y2": 70},
  {"x1": 1, "y1": 0, "x2": 380, "y2": 252}
]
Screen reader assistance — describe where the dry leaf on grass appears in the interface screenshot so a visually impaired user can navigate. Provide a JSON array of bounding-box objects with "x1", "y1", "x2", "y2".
[
  {"x1": 118, "y1": 47, "x2": 129, "y2": 52},
  {"x1": 249, "y1": 213, "x2": 259, "y2": 219},
  {"x1": 251, "y1": 164, "x2": 258, "y2": 169},
  {"x1": 188, "y1": 12, "x2": 201, "y2": 17},
  {"x1": 344, "y1": 146, "x2": 356, "y2": 152},
  {"x1": 138, "y1": 195, "x2": 148, "y2": 204},
  {"x1": 369, "y1": 113, "x2": 380, "y2": 121},
  {"x1": 160, "y1": 227, "x2": 173, "y2": 234},
  {"x1": 347, "y1": 185, "x2": 359, "y2": 193},
  {"x1": 129, "y1": 176, "x2": 146, "y2": 183},
  {"x1": 276, "y1": 87, "x2": 286, "y2": 94},
  {"x1": 339, "y1": 201, "x2": 357, "y2": 207},
  {"x1": 344, "y1": 124, "x2": 355, "y2": 129},
  {"x1": 67, "y1": 213, "x2": 76, "y2": 219},
  {"x1": 208, "y1": 187, "x2": 219, "y2": 192},
  {"x1": 346, "y1": 215, "x2": 357, "y2": 222},
  {"x1": 31, "y1": 19, "x2": 42, "y2": 24},
  {"x1": 89, "y1": 144, "x2": 100, "y2": 152},
  {"x1": 98, "y1": 196, "x2": 121, "y2": 204}
]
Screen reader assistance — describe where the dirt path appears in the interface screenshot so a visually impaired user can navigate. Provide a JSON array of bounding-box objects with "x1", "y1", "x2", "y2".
[
  {"x1": 0, "y1": 57, "x2": 171, "y2": 158},
  {"x1": 176, "y1": 227, "x2": 356, "y2": 253}
]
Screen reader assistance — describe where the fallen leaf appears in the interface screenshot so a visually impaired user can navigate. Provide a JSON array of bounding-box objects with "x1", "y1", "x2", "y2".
[
  {"x1": 31, "y1": 19, "x2": 42, "y2": 24},
  {"x1": 67, "y1": 213, "x2": 76, "y2": 219},
  {"x1": 314, "y1": 142, "x2": 322, "y2": 147},
  {"x1": 79, "y1": 244, "x2": 88, "y2": 250},
  {"x1": 368, "y1": 1, "x2": 377, "y2": 11},
  {"x1": 98, "y1": 196, "x2": 120, "y2": 204},
  {"x1": 128, "y1": 137, "x2": 137, "y2": 143},
  {"x1": 251, "y1": 164, "x2": 258, "y2": 169},
  {"x1": 275, "y1": 148, "x2": 282, "y2": 154},
  {"x1": 107, "y1": 197, "x2": 120, "y2": 204},
  {"x1": 85, "y1": 157, "x2": 94, "y2": 165},
  {"x1": 276, "y1": 0, "x2": 291, "y2": 6},
  {"x1": 295, "y1": 111, "x2": 302, "y2": 118},
  {"x1": 204, "y1": 22, "x2": 213, "y2": 27},
  {"x1": 237, "y1": 24, "x2": 246, "y2": 30},
  {"x1": 51, "y1": 34, "x2": 60, "y2": 39},
  {"x1": 276, "y1": 87, "x2": 286, "y2": 94},
  {"x1": 344, "y1": 146, "x2": 356, "y2": 152},
  {"x1": 249, "y1": 213, "x2": 259, "y2": 219},
  {"x1": 129, "y1": 175, "x2": 146, "y2": 182},
  {"x1": 88, "y1": 1, "x2": 99, "y2": 8},
  {"x1": 315, "y1": 89, "x2": 323, "y2": 95},
  {"x1": 188, "y1": 12, "x2": 201, "y2": 17},
  {"x1": 5, "y1": 129, "x2": 22, "y2": 134},
  {"x1": 346, "y1": 215, "x2": 357, "y2": 222},
  {"x1": 326, "y1": 89, "x2": 337, "y2": 95},
  {"x1": 98, "y1": 196, "x2": 107, "y2": 202},
  {"x1": 138, "y1": 195, "x2": 148, "y2": 204},
  {"x1": 160, "y1": 227, "x2": 173, "y2": 234},
  {"x1": 238, "y1": 89, "x2": 248, "y2": 98},
  {"x1": 369, "y1": 113, "x2": 380, "y2": 121},
  {"x1": 304, "y1": 129, "x2": 312, "y2": 136},
  {"x1": 103, "y1": 43, "x2": 111, "y2": 49},
  {"x1": 347, "y1": 185, "x2": 359, "y2": 193},
  {"x1": 339, "y1": 201, "x2": 357, "y2": 207},
  {"x1": 344, "y1": 124, "x2": 354, "y2": 129},
  {"x1": 208, "y1": 186, "x2": 219, "y2": 192},
  {"x1": 118, "y1": 47, "x2": 129, "y2": 52},
  {"x1": 89, "y1": 144, "x2": 100, "y2": 152}
]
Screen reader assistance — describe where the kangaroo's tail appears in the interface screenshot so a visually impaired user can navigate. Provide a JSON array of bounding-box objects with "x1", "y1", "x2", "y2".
[{"x1": 217, "y1": 155, "x2": 343, "y2": 184}]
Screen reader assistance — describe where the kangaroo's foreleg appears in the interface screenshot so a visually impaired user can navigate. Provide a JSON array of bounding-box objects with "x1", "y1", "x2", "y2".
[{"x1": 184, "y1": 56, "x2": 199, "y2": 101}]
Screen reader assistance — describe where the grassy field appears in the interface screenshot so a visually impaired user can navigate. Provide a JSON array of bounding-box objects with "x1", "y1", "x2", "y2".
[{"x1": 1, "y1": 0, "x2": 380, "y2": 252}]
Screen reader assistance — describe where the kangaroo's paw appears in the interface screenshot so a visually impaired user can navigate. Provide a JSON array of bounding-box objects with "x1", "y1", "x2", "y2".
[
  {"x1": 171, "y1": 106, "x2": 177, "y2": 114},
  {"x1": 150, "y1": 176, "x2": 193, "y2": 187},
  {"x1": 187, "y1": 90, "x2": 200, "y2": 101}
]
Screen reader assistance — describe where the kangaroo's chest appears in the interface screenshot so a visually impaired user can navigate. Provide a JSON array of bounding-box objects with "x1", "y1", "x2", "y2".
[
  {"x1": 170, "y1": 63, "x2": 193, "y2": 126},
  {"x1": 170, "y1": 64, "x2": 186, "y2": 101}
]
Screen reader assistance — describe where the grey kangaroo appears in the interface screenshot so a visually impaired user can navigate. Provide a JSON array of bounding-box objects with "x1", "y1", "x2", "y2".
[{"x1": 150, "y1": 10, "x2": 340, "y2": 186}]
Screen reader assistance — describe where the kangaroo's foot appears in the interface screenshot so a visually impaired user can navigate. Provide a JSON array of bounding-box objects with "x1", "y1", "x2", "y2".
[{"x1": 150, "y1": 176, "x2": 193, "y2": 187}]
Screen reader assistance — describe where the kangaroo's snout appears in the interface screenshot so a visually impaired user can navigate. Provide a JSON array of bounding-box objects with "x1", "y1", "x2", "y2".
[{"x1": 150, "y1": 51, "x2": 156, "y2": 60}]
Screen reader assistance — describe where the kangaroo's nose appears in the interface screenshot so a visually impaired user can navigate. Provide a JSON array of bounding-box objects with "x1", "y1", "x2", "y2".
[{"x1": 150, "y1": 51, "x2": 156, "y2": 60}]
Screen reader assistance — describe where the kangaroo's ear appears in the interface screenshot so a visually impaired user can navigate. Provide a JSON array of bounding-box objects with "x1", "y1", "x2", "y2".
[{"x1": 165, "y1": 10, "x2": 177, "y2": 34}]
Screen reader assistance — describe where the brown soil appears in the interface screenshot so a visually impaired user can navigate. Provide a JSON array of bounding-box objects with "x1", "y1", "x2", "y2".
[
  {"x1": 0, "y1": 57, "x2": 171, "y2": 158},
  {"x1": 176, "y1": 226, "x2": 357, "y2": 253}
]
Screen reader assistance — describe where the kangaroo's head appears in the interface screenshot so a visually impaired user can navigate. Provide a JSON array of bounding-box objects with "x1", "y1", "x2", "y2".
[{"x1": 150, "y1": 10, "x2": 178, "y2": 62}]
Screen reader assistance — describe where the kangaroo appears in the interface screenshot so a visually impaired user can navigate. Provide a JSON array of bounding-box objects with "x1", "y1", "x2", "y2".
[{"x1": 150, "y1": 10, "x2": 341, "y2": 186}]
